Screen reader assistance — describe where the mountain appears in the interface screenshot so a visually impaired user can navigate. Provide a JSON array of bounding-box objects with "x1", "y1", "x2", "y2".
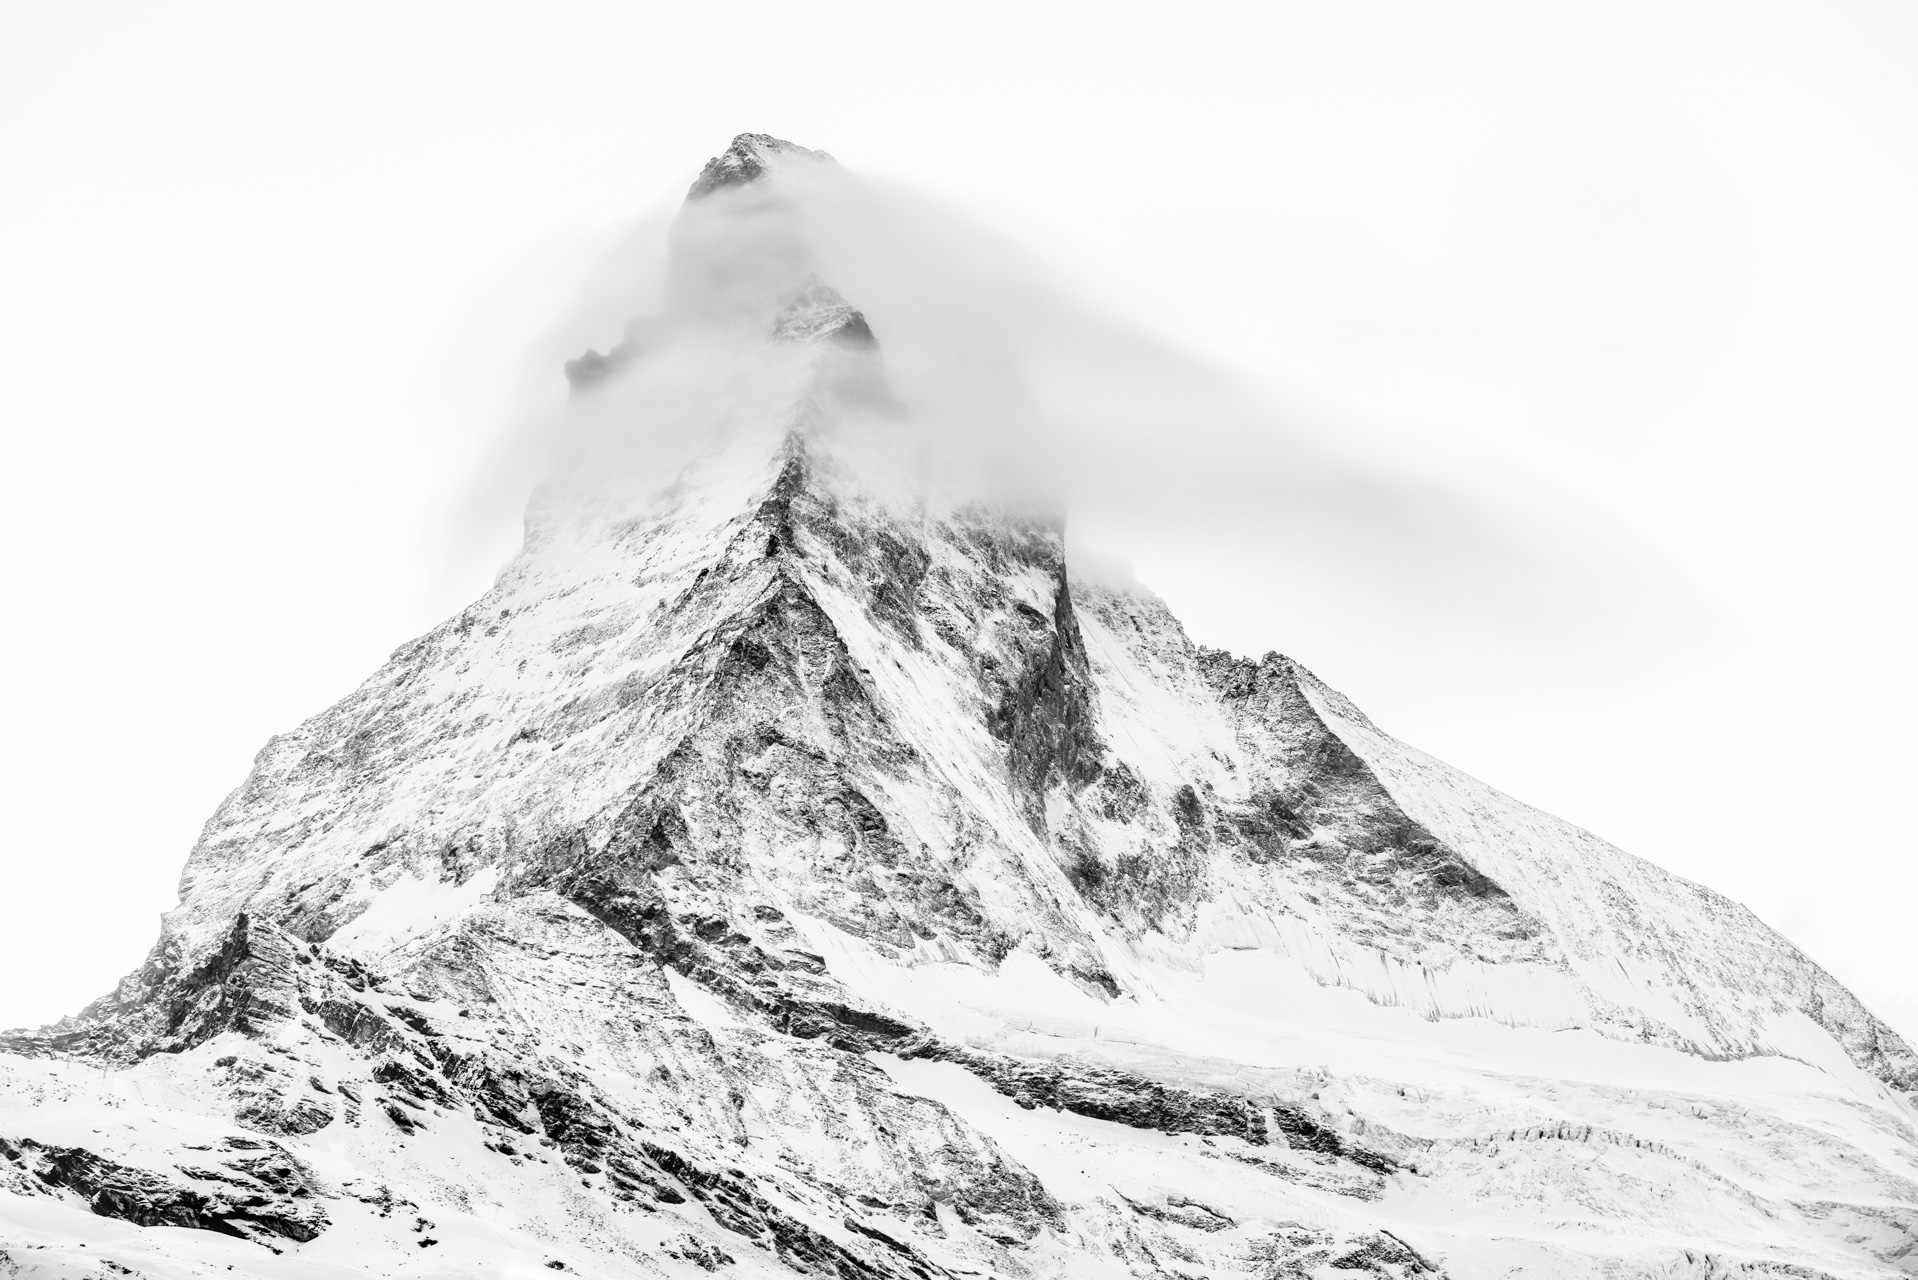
[{"x1": 5, "y1": 133, "x2": 1917, "y2": 1280}]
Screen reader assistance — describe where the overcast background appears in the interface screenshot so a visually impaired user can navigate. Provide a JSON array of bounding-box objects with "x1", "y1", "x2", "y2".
[{"x1": 2, "y1": 1, "x2": 1914, "y2": 1039}]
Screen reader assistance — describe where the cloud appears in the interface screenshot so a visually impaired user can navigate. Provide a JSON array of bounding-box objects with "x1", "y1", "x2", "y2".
[{"x1": 472, "y1": 141, "x2": 1697, "y2": 675}]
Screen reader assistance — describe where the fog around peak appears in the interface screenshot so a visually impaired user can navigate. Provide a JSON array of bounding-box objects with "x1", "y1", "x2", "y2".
[{"x1": 477, "y1": 150, "x2": 1694, "y2": 681}]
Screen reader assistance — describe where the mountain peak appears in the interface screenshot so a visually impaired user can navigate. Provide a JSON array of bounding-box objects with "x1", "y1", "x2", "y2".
[
  {"x1": 7, "y1": 136, "x2": 1918, "y2": 1279},
  {"x1": 685, "y1": 132, "x2": 834, "y2": 201},
  {"x1": 566, "y1": 134, "x2": 868, "y2": 393}
]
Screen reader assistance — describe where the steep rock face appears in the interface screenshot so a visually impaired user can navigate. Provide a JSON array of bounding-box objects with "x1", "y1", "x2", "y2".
[{"x1": 5, "y1": 135, "x2": 1918, "y2": 1280}]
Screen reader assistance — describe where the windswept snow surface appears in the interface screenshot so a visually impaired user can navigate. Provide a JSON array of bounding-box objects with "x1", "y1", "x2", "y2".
[{"x1": 6, "y1": 134, "x2": 1918, "y2": 1279}]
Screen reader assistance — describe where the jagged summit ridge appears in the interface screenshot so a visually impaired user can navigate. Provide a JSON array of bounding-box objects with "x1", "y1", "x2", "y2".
[
  {"x1": 5, "y1": 136, "x2": 1918, "y2": 1280},
  {"x1": 686, "y1": 132, "x2": 835, "y2": 201}
]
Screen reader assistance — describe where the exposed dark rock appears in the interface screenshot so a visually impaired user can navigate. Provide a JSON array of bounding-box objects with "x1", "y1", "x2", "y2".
[
  {"x1": 685, "y1": 133, "x2": 833, "y2": 202},
  {"x1": 663, "y1": 1231, "x2": 737, "y2": 1271},
  {"x1": 0, "y1": 915, "x2": 307, "y2": 1063},
  {"x1": 642, "y1": 1142, "x2": 950, "y2": 1280},
  {"x1": 903, "y1": 1044, "x2": 1397, "y2": 1177},
  {"x1": 234, "y1": 1092, "x2": 333, "y2": 1137},
  {"x1": 1118, "y1": 1192, "x2": 1237, "y2": 1233},
  {"x1": 986, "y1": 574, "x2": 1103, "y2": 827},
  {"x1": 0, "y1": 1135, "x2": 327, "y2": 1245},
  {"x1": 1194, "y1": 648, "x2": 1544, "y2": 964}
]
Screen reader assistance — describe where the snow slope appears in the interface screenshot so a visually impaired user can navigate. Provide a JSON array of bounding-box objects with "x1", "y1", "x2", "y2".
[{"x1": 5, "y1": 134, "x2": 1916, "y2": 1280}]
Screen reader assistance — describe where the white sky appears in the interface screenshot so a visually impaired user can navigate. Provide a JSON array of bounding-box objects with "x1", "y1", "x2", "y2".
[{"x1": 2, "y1": 1, "x2": 1914, "y2": 1039}]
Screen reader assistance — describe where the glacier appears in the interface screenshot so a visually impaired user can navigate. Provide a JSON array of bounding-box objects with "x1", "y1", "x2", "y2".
[{"x1": 3, "y1": 134, "x2": 1916, "y2": 1280}]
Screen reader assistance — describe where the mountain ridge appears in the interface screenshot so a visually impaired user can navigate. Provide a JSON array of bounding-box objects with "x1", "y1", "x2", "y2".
[{"x1": 4, "y1": 133, "x2": 1917, "y2": 1280}]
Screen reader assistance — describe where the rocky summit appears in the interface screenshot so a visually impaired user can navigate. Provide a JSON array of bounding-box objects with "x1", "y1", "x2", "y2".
[{"x1": 5, "y1": 134, "x2": 1918, "y2": 1280}]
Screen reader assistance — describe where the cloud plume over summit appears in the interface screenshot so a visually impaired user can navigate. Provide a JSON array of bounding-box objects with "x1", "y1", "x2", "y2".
[{"x1": 490, "y1": 135, "x2": 1691, "y2": 680}]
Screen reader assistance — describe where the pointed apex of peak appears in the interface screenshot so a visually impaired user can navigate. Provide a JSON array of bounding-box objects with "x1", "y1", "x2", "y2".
[{"x1": 686, "y1": 133, "x2": 835, "y2": 201}]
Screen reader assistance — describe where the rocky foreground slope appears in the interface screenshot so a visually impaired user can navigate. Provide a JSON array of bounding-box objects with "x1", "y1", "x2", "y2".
[{"x1": 5, "y1": 135, "x2": 1918, "y2": 1280}]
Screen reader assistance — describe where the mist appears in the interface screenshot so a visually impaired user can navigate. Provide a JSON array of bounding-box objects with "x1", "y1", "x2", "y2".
[{"x1": 467, "y1": 143, "x2": 1695, "y2": 686}]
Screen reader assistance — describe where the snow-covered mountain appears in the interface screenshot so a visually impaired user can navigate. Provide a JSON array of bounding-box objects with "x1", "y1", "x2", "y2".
[{"x1": 6, "y1": 134, "x2": 1917, "y2": 1280}]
